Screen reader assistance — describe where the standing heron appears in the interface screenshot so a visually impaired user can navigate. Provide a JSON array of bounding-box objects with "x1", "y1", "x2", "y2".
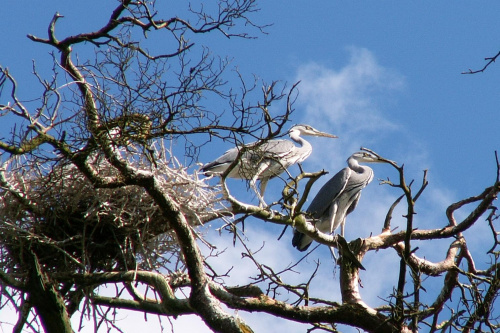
[
  {"x1": 201, "y1": 124, "x2": 337, "y2": 206},
  {"x1": 292, "y1": 151, "x2": 387, "y2": 251}
]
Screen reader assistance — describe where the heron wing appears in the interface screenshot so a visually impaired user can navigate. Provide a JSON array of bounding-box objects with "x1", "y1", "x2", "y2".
[
  {"x1": 201, "y1": 146, "x2": 240, "y2": 173},
  {"x1": 293, "y1": 165, "x2": 374, "y2": 251},
  {"x1": 292, "y1": 168, "x2": 351, "y2": 251},
  {"x1": 258, "y1": 139, "x2": 295, "y2": 156},
  {"x1": 307, "y1": 167, "x2": 351, "y2": 219},
  {"x1": 203, "y1": 139, "x2": 293, "y2": 169},
  {"x1": 345, "y1": 191, "x2": 362, "y2": 216},
  {"x1": 243, "y1": 139, "x2": 295, "y2": 166},
  {"x1": 201, "y1": 139, "x2": 295, "y2": 178}
]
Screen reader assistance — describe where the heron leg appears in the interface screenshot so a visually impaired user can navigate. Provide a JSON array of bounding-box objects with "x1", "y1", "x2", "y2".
[
  {"x1": 250, "y1": 176, "x2": 267, "y2": 207},
  {"x1": 258, "y1": 178, "x2": 270, "y2": 207},
  {"x1": 329, "y1": 246, "x2": 338, "y2": 262},
  {"x1": 251, "y1": 162, "x2": 271, "y2": 207}
]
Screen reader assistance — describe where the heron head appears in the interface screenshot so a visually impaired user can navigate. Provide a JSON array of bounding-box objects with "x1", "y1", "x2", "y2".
[
  {"x1": 289, "y1": 124, "x2": 338, "y2": 138},
  {"x1": 350, "y1": 151, "x2": 385, "y2": 163}
]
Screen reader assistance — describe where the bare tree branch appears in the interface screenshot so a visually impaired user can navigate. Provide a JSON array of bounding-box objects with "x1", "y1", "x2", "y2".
[{"x1": 462, "y1": 50, "x2": 500, "y2": 74}]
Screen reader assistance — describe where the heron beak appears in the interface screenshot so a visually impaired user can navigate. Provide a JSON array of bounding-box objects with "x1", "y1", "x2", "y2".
[
  {"x1": 315, "y1": 131, "x2": 338, "y2": 139},
  {"x1": 374, "y1": 156, "x2": 396, "y2": 164}
]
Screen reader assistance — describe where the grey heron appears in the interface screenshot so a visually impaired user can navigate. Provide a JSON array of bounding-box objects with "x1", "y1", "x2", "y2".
[
  {"x1": 292, "y1": 151, "x2": 386, "y2": 251},
  {"x1": 201, "y1": 124, "x2": 338, "y2": 206}
]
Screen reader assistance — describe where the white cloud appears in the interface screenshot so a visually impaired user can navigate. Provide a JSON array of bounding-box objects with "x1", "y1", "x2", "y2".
[{"x1": 296, "y1": 47, "x2": 404, "y2": 139}]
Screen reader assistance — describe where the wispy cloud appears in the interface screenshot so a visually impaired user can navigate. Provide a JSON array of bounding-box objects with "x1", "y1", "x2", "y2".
[{"x1": 296, "y1": 47, "x2": 404, "y2": 139}]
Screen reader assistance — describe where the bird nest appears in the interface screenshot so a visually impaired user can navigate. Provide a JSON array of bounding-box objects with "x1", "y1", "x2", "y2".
[{"x1": 0, "y1": 144, "x2": 221, "y2": 273}]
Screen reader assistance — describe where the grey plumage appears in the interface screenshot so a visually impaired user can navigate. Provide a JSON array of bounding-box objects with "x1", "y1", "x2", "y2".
[
  {"x1": 292, "y1": 151, "x2": 384, "y2": 251},
  {"x1": 201, "y1": 124, "x2": 337, "y2": 206}
]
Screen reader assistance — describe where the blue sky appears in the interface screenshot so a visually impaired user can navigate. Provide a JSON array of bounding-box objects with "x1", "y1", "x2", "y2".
[{"x1": 1, "y1": 1, "x2": 500, "y2": 332}]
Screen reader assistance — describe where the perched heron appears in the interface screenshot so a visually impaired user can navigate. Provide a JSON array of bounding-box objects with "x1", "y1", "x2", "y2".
[
  {"x1": 292, "y1": 151, "x2": 387, "y2": 251},
  {"x1": 201, "y1": 124, "x2": 338, "y2": 206}
]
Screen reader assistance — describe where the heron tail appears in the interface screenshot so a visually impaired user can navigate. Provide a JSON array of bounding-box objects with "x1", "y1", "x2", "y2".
[{"x1": 292, "y1": 230, "x2": 312, "y2": 252}]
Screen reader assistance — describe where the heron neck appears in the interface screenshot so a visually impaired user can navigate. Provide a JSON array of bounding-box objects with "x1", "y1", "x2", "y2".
[
  {"x1": 290, "y1": 132, "x2": 312, "y2": 162},
  {"x1": 348, "y1": 157, "x2": 368, "y2": 173}
]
